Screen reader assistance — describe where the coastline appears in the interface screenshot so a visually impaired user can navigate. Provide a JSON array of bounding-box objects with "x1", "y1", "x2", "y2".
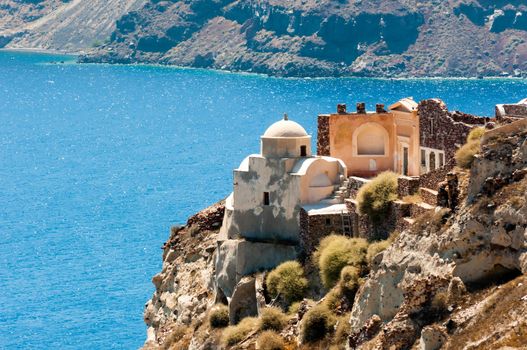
[{"x1": 2, "y1": 47, "x2": 527, "y2": 81}]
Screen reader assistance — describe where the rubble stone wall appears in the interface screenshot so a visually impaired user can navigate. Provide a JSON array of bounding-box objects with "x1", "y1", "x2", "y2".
[
  {"x1": 418, "y1": 99, "x2": 482, "y2": 161},
  {"x1": 299, "y1": 209, "x2": 344, "y2": 258},
  {"x1": 317, "y1": 115, "x2": 331, "y2": 156}
]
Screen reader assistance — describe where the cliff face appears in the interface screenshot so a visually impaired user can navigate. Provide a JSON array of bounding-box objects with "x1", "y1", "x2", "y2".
[
  {"x1": 143, "y1": 119, "x2": 527, "y2": 349},
  {"x1": 0, "y1": 0, "x2": 145, "y2": 52},
  {"x1": 77, "y1": 0, "x2": 527, "y2": 77}
]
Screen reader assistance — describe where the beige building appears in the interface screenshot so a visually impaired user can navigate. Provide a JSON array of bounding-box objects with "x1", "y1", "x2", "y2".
[
  {"x1": 216, "y1": 116, "x2": 348, "y2": 315},
  {"x1": 220, "y1": 115, "x2": 348, "y2": 244},
  {"x1": 318, "y1": 98, "x2": 420, "y2": 177}
]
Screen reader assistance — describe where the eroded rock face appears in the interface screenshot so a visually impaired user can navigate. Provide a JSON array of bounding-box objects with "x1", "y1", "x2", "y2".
[
  {"x1": 143, "y1": 202, "x2": 223, "y2": 348},
  {"x1": 348, "y1": 125, "x2": 527, "y2": 349},
  {"x1": 80, "y1": 0, "x2": 527, "y2": 77}
]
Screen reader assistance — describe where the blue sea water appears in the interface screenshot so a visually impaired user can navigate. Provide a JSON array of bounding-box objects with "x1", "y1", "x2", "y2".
[{"x1": 0, "y1": 51, "x2": 526, "y2": 349}]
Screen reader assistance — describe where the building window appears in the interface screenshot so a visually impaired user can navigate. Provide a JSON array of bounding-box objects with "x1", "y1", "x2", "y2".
[
  {"x1": 439, "y1": 153, "x2": 444, "y2": 167},
  {"x1": 429, "y1": 152, "x2": 436, "y2": 171},
  {"x1": 300, "y1": 145, "x2": 307, "y2": 157},
  {"x1": 421, "y1": 149, "x2": 426, "y2": 167},
  {"x1": 263, "y1": 192, "x2": 270, "y2": 206},
  {"x1": 325, "y1": 218, "x2": 331, "y2": 226}
]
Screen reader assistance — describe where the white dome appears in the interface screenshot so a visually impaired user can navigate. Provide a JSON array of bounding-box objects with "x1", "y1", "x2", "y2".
[{"x1": 263, "y1": 118, "x2": 308, "y2": 138}]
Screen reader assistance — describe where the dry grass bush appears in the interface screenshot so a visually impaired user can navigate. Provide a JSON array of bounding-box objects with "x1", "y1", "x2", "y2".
[
  {"x1": 366, "y1": 240, "x2": 390, "y2": 266},
  {"x1": 266, "y1": 261, "x2": 308, "y2": 303},
  {"x1": 430, "y1": 291, "x2": 449, "y2": 317},
  {"x1": 288, "y1": 302, "x2": 301, "y2": 315},
  {"x1": 301, "y1": 304, "x2": 336, "y2": 343},
  {"x1": 339, "y1": 265, "x2": 361, "y2": 301},
  {"x1": 455, "y1": 140, "x2": 481, "y2": 169},
  {"x1": 467, "y1": 127, "x2": 486, "y2": 142},
  {"x1": 323, "y1": 286, "x2": 343, "y2": 312},
  {"x1": 209, "y1": 304, "x2": 229, "y2": 328},
  {"x1": 402, "y1": 194, "x2": 422, "y2": 204},
  {"x1": 333, "y1": 314, "x2": 352, "y2": 349},
  {"x1": 221, "y1": 317, "x2": 258, "y2": 346},
  {"x1": 314, "y1": 235, "x2": 368, "y2": 289},
  {"x1": 357, "y1": 171, "x2": 398, "y2": 223},
  {"x1": 257, "y1": 331, "x2": 286, "y2": 350},
  {"x1": 161, "y1": 325, "x2": 189, "y2": 350},
  {"x1": 259, "y1": 307, "x2": 288, "y2": 332},
  {"x1": 456, "y1": 127, "x2": 485, "y2": 169}
]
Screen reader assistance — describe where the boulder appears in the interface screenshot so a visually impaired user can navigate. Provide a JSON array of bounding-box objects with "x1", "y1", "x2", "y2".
[
  {"x1": 229, "y1": 277, "x2": 258, "y2": 324},
  {"x1": 419, "y1": 325, "x2": 447, "y2": 350}
]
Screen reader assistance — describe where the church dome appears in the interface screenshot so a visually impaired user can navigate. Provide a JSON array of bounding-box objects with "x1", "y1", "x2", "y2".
[{"x1": 263, "y1": 115, "x2": 308, "y2": 138}]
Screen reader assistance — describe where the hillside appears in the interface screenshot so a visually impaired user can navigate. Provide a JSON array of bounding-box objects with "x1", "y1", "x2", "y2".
[
  {"x1": 77, "y1": 0, "x2": 527, "y2": 77},
  {"x1": 0, "y1": 0, "x2": 145, "y2": 52},
  {"x1": 142, "y1": 119, "x2": 527, "y2": 349}
]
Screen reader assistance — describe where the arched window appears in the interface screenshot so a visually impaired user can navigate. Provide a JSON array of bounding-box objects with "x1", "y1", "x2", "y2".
[{"x1": 353, "y1": 123, "x2": 388, "y2": 156}]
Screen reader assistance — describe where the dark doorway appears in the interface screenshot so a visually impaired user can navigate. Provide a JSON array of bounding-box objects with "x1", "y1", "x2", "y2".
[{"x1": 300, "y1": 145, "x2": 307, "y2": 157}]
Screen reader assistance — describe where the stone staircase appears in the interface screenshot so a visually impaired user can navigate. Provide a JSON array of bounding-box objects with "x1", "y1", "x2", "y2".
[{"x1": 320, "y1": 178, "x2": 350, "y2": 204}]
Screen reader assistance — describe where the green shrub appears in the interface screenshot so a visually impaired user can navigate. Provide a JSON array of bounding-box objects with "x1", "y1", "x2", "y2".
[
  {"x1": 467, "y1": 127, "x2": 485, "y2": 142},
  {"x1": 323, "y1": 286, "x2": 343, "y2": 312},
  {"x1": 257, "y1": 330, "x2": 286, "y2": 350},
  {"x1": 288, "y1": 302, "x2": 301, "y2": 315},
  {"x1": 221, "y1": 317, "x2": 258, "y2": 346},
  {"x1": 455, "y1": 140, "x2": 481, "y2": 169},
  {"x1": 259, "y1": 307, "x2": 288, "y2": 332},
  {"x1": 266, "y1": 261, "x2": 308, "y2": 303},
  {"x1": 334, "y1": 314, "x2": 352, "y2": 348},
  {"x1": 209, "y1": 304, "x2": 229, "y2": 328},
  {"x1": 315, "y1": 235, "x2": 368, "y2": 289},
  {"x1": 339, "y1": 266, "x2": 361, "y2": 300},
  {"x1": 357, "y1": 171, "x2": 398, "y2": 223},
  {"x1": 366, "y1": 240, "x2": 390, "y2": 266},
  {"x1": 300, "y1": 304, "x2": 336, "y2": 343}
]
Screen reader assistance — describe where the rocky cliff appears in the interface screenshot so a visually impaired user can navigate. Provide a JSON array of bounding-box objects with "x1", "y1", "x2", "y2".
[
  {"x1": 0, "y1": 0, "x2": 145, "y2": 52},
  {"x1": 76, "y1": 0, "x2": 527, "y2": 77},
  {"x1": 143, "y1": 119, "x2": 527, "y2": 349}
]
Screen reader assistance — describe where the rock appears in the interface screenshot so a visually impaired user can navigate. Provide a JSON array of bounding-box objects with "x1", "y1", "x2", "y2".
[
  {"x1": 419, "y1": 325, "x2": 447, "y2": 350},
  {"x1": 229, "y1": 276, "x2": 258, "y2": 324},
  {"x1": 215, "y1": 239, "x2": 297, "y2": 299}
]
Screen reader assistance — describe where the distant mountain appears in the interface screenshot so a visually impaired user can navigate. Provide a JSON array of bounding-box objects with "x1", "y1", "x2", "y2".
[
  {"x1": 80, "y1": 0, "x2": 527, "y2": 77},
  {"x1": 3, "y1": 0, "x2": 527, "y2": 78},
  {"x1": 0, "y1": 0, "x2": 145, "y2": 52}
]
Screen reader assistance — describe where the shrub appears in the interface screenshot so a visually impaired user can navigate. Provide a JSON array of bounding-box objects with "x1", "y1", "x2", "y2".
[
  {"x1": 301, "y1": 304, "x2": 336, "y2": 343},
  {"x1": 334, "y1": 314, "x2": 352, "y2": 348},
  {"x1": 266, "y1": 261, "x2": 308, "y2": 303},
  {"x1": 161, "y1": 325, "x2": 189, "y2": 350},
  {"x1": 366, "y1": 240, "x2": 390, "y2": 266},
  {"x1": 455, "y1": 140, "x2": 480, "y2": 169},
  {"x1": 430, "y1": 291, "x2": 448, "y2": 315},
  {"x1": 467, "y1": 127, "x2": 485, "y2": 142},
  {"x1": 323, "y1": 286, "x2": 343, "y2": 312},
  {"x1": 222, "y1": 317, "x2": 258, "y2": 346},
  {"x1": 288, "y1": 302, "x2": 301, "y2": 315},
  {"x1": 357, "y1": 172, "x2": 398, "y2": 223},
  {"x1": 315, "y1": 235, "x2": 368, "y2": 289},
  {"x1": 339, "y1": 266, "x2": 361, "y2": 300},
  {"x1": 209, "y1": 304, "x2": 229, "y2": 328},
  {"x1": 259, "y1": 307, "x2": 288, "y2": 332},
  {"x1": 257, "y1": 331, "x2": 286, "y2": 350}
]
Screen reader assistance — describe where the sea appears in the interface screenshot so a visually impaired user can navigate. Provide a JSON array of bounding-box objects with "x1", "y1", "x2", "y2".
[{"x1": 0, "y1": 51, "x2": 526, "y2": 349}]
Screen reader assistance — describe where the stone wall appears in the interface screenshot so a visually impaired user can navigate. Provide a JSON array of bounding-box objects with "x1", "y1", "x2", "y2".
[
  {"x1": 347, "y1": 176, "x2": 370, "y2": 198},
  {"x1": 317, "y1": 115, "x2": 330, "y2": 156},
  {"x1": 496, "y1": 104, "x2": 527, "y2": 120},
  {"x1": 299, "y1": 209, "x2": 344, "y2": 258},
  {"x1": 397, "y1": 176, "x2": 420, "y2": 197},
  {"x1": 346, "y1": 200, "x2": 397, "y2": 241},
  {"x1": 419, "y1": 158, "x2": 456, "y2": 190},
  {"x1": 418, "y1": 99, "x2": 482, "y2": 161}
]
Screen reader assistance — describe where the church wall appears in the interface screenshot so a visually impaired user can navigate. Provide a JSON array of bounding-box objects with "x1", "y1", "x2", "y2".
[{"x1": 229, "y1": 157, "x2": 302, "y2": 243}]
